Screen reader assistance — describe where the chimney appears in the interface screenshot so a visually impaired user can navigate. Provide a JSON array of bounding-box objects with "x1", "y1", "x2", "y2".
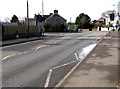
[{"x1": 54, "y1": 10, "x2": 58, "y2": 14}]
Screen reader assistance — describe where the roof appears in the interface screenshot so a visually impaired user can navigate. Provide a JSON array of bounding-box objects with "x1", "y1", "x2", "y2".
[{"x1": 45, "y1": 13, "x2": 67, "y2": 22}]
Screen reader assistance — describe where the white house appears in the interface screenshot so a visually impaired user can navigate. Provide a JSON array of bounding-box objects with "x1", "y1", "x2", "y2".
[{"x1": 101, "y1": 10, "x2": 119, "y2": 26}]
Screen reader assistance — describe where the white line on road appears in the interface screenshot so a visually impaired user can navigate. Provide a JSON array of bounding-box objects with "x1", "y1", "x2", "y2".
[
  {"x1": 2, "y1": 39, "x2": 61, "y2": 61},
  {"x1": 35, "y1": 45, "x2": 48, "y2": 51},
  {"x1": 53, "y1": 61, "x2": 76, "y2": 70},
  {"x1": 54, "y1": 60, "x2": 82, "y2": 88},
  {"x1": 2, "y1": 44, "x2": 49, "y2": 61},
  {"x1": 44, "y1": 40, "x2": 61, "y2": 44},
  {"x1": 2, "y1": 55, "x2": 14, "y2": 61},
  {"x1": 74, "y1": 53, "x2": 79, "y2": 60},
  {"x1": 44, "y1": 69, "x2": 53, "y2": 88},
  {"x1": 44, "y1": 61, "x2": 76, "y2": 88},
  {"x1": 2, "y1": 52, "x2": 27, "y2": 61}
]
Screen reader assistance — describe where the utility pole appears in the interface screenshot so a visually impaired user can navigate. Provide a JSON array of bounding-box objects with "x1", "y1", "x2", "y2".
[
  {"x1": 42, "y1": 0, "x2": 44, "y2": 36},
  {"x1": 70, "y1": 17, "x2": 71, "y2": 32},
  {"x1": 42, "y1": 0, "x2": 44, "y2": 17},
  {"x1": 27, "y1": 0, "x2": 29, "y2": 38}
]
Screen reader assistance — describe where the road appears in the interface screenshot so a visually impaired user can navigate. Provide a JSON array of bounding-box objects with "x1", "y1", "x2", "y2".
[{"x1": 2, "y1": 31, "x2": 107, "y2": 87}]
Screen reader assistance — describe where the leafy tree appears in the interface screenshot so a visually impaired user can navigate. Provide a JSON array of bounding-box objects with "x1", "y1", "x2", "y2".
[
  {"x1": 75, "y1": 13, "x2": 91, "y2": 29},
  {"x1": 70, "y1": 25, "x2": 78, "y2": 30},
  {"x1": 10, "y1": 15, "x2": 19, "y2": 23}
]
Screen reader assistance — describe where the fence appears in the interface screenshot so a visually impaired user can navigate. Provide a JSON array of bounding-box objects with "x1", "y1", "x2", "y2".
[{"x1": 2, "y1": 25, "x2": 39, "y2": 40}]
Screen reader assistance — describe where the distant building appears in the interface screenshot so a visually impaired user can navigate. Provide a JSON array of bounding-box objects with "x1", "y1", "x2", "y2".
[
  {"x1": 34, "y1": 10, "x2": 67, "y2": 31},
  {"x1": 101, "y1": 10, "x2": 119, "y2": 26},
  {"x1": 35, "y1": 10, "x2": 67, "y2": 25},
  {"x1": 25, "y1": 18, "x2": 36, "y2": 26},
  {"x1": 45, "y1": 10, "x2": 67, "y2": 25}
]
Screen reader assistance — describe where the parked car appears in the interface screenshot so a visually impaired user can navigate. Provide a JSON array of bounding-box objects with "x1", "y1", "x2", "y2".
[{"x1": 78, "y1": 29, "x2": 82, "y2": 32}]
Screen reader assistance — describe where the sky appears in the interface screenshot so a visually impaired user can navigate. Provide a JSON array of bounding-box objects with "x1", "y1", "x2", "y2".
[{"x1": 0, "y1": 0, "x2": 119, "y2": 22}]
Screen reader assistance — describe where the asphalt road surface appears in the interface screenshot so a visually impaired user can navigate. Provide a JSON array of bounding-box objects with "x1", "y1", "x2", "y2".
[{"x1": 2, "y1": 31, "x2": 107, "y2": 87}]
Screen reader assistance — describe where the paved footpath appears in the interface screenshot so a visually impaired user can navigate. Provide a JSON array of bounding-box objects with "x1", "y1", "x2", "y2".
[{"x1": 59, "y1": 32, "x2": 119, "y2": 88}]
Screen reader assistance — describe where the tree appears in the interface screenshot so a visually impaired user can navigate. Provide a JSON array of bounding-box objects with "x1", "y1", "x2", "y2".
[
  {"x1": 92, "y1": 20, "x2": 98, "y2": 29},
  {"x1": 10, "y1": 15, "x2": 19, "y2": 23},
  {"x1": 19, "y1": 17, "x2": 26, "y2": 25},
  {"x1": 75, "y1": 13, "x2": 91, "y2": 29}
]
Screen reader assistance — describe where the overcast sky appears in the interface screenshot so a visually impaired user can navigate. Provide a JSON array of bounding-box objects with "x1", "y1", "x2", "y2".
[{"x1": 0, "y1": 0, "x2": 119, "y2": 22}]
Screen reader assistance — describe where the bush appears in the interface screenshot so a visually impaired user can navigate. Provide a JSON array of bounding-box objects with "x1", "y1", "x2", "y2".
[
  {"x1": 45, "y1": 24, "x2": 66, "y2": 32},
  {"x1": 102, "y1": 25, "x2": 109, "y2": 28},
  {"x1": 70, "y1": 25, "x2": 78, "y2": 31}
]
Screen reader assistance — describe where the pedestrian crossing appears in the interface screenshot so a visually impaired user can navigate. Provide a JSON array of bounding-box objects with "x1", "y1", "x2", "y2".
[
  {"x1": 58, "y1": 36, "x2": 103, "y2": 40},
  {"x1": 60, "y1": 32, "x2": 106, "y2": 40},
  {"x1": 76, "y1": 36, "x2": 102, "y2": 40},
  {"x1": 44, "y1": 40, "x2": 61, "y2": 44},
  {"x1": 86, "y1": 32, "x2": 106, "y2": 36}
]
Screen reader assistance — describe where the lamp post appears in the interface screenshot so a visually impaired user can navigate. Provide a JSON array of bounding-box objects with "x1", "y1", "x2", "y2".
[{"x1": 27, "y1": 0, "x2": 29, "y2": 38}]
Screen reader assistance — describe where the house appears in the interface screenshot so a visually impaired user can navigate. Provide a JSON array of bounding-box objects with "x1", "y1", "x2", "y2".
[
  {"x1": 101, "y1": 10, "x2": 119, "y2": 26},
  {"x1": 45, "y1": 10, "x2": 67, "y2": 25},
  {"x1": 34, "y1": 10, "x2": 67, "y2": 32},
  {"x1": 35, "y1": 10, "x2": 67, "y2": 25}
]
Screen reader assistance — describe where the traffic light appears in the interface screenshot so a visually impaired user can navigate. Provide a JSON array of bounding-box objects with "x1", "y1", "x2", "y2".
[{"x1": 110, "y1": 13, "x2": 114, "y2": 21}]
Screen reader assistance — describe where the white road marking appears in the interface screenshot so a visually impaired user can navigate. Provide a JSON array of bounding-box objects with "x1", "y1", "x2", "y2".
[
  {"x1": 44, "y1": 69, "x2": 53, "y2": 88},
  {"x1": 44, "y1": 61, "x2": 77, "y2": 88},
  {"x1": 54, "y1": 61, "x2": 82, "y2": 88},
  {"x1": 35, "y1": 45, "x2": 48, "y2": 51},
  {"x1": 44, "y1": 40, "x2": 61, "y2": 44},
  {"x1": 54, "y1": 40, "x2": 61, "y2": 44},
  {"x1": 77, "y1": 37, "x2": 102, "y2": 40},
  {"x1": 53, "y1": 61, "x2": 76, "y2": 70},
  {"x1": 3, "y1": 44, "x2": 48, "y2": 60},
  {"x1": 74, "y1": 53, "x2": 79, "y2": 60},
  {"x1": 2, "y1": 39, "x2": 61, "y2": 61},
  {"x1": 2, "y1": 55, "x2": 13, "y2": 60},
  {"x1": 60, "y1": 37, "x2": 72, "y2": 40},
  {"x1": 2, "y1": 52, "x2": 27, "y2": 61}
]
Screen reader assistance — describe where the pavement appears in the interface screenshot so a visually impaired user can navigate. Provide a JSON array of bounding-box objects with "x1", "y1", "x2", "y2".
[
  {"x1": 1, "y1": 37, "x2": 46, "y2": 47},
  {"x1": 57, "y1": 31, "x2": 119, "y2": 88}
]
